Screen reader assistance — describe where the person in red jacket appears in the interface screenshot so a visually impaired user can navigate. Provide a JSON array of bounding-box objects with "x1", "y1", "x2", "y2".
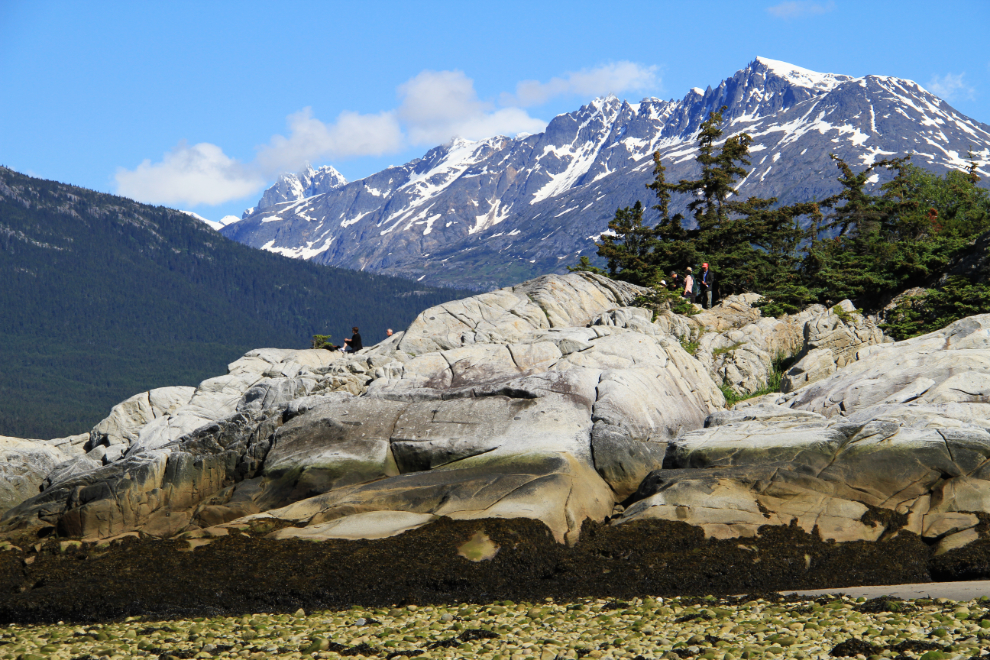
[{"x1": 699, "y1": 263, "x2": 715, "y2": 309}]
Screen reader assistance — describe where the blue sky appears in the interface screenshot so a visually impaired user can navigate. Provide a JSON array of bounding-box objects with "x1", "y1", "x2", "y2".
[{"x1": 2, "y1": 0, "x2": 988, "y2": 222}]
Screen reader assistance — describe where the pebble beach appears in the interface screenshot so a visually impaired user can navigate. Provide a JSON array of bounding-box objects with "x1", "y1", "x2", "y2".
[{"x1": 5, "y1": 594, "x2": 990, "y2": 660}]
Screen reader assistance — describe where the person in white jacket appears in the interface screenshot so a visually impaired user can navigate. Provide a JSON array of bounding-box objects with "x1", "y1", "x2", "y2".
[{"x1": 683, "y1": 267, "x2": 696, "y2": 304}]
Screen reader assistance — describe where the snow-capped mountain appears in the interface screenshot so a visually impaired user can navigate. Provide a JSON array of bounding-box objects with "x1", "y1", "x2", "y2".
[
  {"x1": 222, "y1": 57, "x2": 990, "y2": 290},
  {"x1": 244, "y1": 165, "x2": 347, "y2": 216}
]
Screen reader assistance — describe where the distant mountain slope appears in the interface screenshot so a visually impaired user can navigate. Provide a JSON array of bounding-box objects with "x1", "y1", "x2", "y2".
[
  {"x1": 0, "y1": 167, "x2": 470, "y2": 438},
  {"x1": 222, "y1": 57, "x2": 990, "y2": 290}
]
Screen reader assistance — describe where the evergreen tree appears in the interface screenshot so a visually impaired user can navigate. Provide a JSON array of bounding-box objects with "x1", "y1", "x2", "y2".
[{"x1": 596, "y1": 201, "x2": 660, "y2": 286}]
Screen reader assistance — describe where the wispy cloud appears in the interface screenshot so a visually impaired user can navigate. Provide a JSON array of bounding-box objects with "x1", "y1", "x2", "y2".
[
  {"x1": 115, "y1": 142, "x2": 266, "y2": 207},
  {"x1": 255, "y1": 108, "x2": 403, "y2": 175},
  {"x1": 397, "y1": 70, "x2": 547, "y2": 146},
  {"x1": 926, "y1": 72, "x2": 976, "y2": 102},
  {"x1": 502, "y1": 62, "x2": 660, "y2": 107},
  {"x1": 766, "y1": 0, "x2": 835, "y2": 19},
  {"x1": 115, "y1": 63, "x2": 656, "y2": 208}
]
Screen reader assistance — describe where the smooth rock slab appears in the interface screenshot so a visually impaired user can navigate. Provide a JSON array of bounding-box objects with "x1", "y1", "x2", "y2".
[
  {"x1": 256, "y1": 451, "x2": 614, "y2": 544},
  {"x1": 0, "y1": 437, "x2": 69, "y2": 516},
  {"x1": 272, "y1": 510, "x2": 438, "y2": 541}
]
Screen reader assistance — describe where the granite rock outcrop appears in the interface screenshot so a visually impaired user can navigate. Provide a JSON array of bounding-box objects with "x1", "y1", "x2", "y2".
[{"x1": 5, "y1": 272, "x2": 990, "y2": 556}]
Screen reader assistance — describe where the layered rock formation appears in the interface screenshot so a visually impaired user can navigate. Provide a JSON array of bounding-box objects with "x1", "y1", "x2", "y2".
[
  {"x1": 619, "y1": 315, "x2": 990, "y2": 553},
  {"x1": 5, "y1": 272, "x2": 988, "y2": 557},
  {"x1": 1, "y1": 274, "x2": 721, "y2": 544}
]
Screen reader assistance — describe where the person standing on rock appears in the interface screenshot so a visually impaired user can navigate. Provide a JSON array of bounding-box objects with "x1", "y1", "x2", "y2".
[
  {"x1": 683, "y1": 267, "x2": 696, "y2": 304},
  {"x1": 699, "y1": 263, "x2": 715, "y2": 309},
  {"x1": 341, "y1": 327, "x2": 363, "y2": 353},
  {"x1": 668, "y1": 271, "x2": 680, "y2": 292}
]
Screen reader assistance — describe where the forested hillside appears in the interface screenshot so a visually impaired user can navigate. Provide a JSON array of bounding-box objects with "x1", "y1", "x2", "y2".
[{"x1": 0, "y1": 167, "x2": 470, "y2": 439}]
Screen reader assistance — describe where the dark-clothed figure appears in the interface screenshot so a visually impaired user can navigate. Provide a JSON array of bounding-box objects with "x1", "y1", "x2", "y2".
[
  {"x1": 669, "y1": 271, "x2": 680, "y2": 292},
  {"x1": 342, "y1": 327, "x2": 363, "y2": 353},
  {"x1": 700, "y1": 263, "x2": 715, "y2": 309}
]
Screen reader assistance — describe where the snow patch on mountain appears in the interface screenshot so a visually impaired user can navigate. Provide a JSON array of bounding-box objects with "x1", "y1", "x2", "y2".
[
  {"x1": 181, "y1": 210, "x2": 241, "y2": 231},
  {"x1": 755, "y1": 56, "x2": 851, "y2": 92}
]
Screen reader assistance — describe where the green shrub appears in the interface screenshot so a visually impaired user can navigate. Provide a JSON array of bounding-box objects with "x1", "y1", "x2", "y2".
[
  {"x1": 883, "y1": 276, "x2": 990, "y2": 340},
  {"x1": 310, "y1": 334, "x2": 336, "y2": 350},
  {"x1": 719, "y1": 352, "x2": 797, "y2": 407},
  {"x1": 634, "y1": 285, "x2": 699, "y2": 320}
]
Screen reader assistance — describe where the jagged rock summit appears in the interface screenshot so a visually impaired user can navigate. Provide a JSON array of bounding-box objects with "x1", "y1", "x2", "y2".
[
  {"x1": 2, "y1": 273, "x2": 990, "y2": 559},
  {"x1": 222, "y1": 58, "x2": 990, "y2": 289}
]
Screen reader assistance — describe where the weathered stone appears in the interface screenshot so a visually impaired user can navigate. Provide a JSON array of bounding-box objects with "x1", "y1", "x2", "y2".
[
  {"x1": 271, "y1": 511, "x2": 437, "y2": 541},
  {"x1": 2, "y1": 412, "x2": 279, "y2": 539},
  {"x1": 591, "y1": 432, "x2": 667, "y2": 501},
  {"x1": 781, "y1": 302, "x2": 890, "y2": 393},
  {"x1": 0, "y1": 437, "x2": 69, "y2": 516},
  {"x1": 691, "y1": 296, "x2": 821, "y2": 396},
  {"x1": 16, "y1": 273, "x2": 987, "y2": 548},
  {"x1": 395, "y1": 273, "x2": 646, "y2": 356},
  {"x1": 785, "y1": 315, "x2": 990, "y2": 417},
  {"x1": 87, "y1": 386, "x2": 195, "y2": 452},
  {"x1": 618, "y1": 388, "x2": 990, "y2": 542},
  {"x1": 259, "y1": 451, "x2": 614, "y2": 544},
  {"x1": 934, "y1": 528, "x2": 980, "y2": 555},
  {"x1": 260, "y1": 397, "x2": 404, "y2": 507}
]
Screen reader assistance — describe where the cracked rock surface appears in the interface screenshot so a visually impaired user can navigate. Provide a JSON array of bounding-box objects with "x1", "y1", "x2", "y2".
[{"x1": 3, "y1": 272, "x2": 990, "y2": 560}]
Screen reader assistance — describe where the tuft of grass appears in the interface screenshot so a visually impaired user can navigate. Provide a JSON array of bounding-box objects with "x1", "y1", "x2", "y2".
[
  {"x1": 832, "y1": 305, "x2": 861, "y2": 324},
  {"x1": 720, "y1": 352, "x2": 797, "y2": 407},
  {"x1": 712, "y1": 342, "x2": 744, "y2": 357},
  {"x1": 680, "y1": 338, "x2": 700, "y2": 356}
]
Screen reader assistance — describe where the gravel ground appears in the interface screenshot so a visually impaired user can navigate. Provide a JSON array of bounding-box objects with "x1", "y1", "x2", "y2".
[{"x1": 4, "y1": 594, "x2": 990, "y2": 660}]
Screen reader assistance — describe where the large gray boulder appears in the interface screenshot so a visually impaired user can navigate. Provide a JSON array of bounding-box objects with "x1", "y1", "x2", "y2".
[
  {"x1": 617, "y1": 315, "x2": 990, "y2": 548},
  {"x1": 394, "y1": 272, "x2": 647, "y2": 356},
  {"x1": 781, "y1": 314, "x2": 990, "y2": 416},
  {"x1": 780, "y1": 301, "x2": 890, "y2": 392},
  {"x1": 0, "y1": 273, "x2": 722, "y2": 543},
  {"x1": 0, "y1": 437, "x2": 74, "y2": 516},
  {"x1": 617, "y1": 401, "x2": 990, "y2": 544},
  {"x1": 11, "y1": 274, "x2": 988, "y2": 551}
]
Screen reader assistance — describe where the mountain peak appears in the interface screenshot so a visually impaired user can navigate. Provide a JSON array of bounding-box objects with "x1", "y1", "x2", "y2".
[
  {"x1": 256, "y1": 165, "x2": 347, "y2": 210},
  {"x1": 752, "y1": 56, "x2": 851, "y2": 92}
]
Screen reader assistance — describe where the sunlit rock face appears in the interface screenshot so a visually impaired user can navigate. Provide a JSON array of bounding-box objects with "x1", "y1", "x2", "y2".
[{"x1": 6, "y1": 273, "x2": 990, "y2": 557}]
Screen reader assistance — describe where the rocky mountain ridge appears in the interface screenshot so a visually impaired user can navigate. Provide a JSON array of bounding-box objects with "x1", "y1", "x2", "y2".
[
  {"x1": 222, "y1": 57, "x2": 990, "y2": 289},
  {"x1": 247, "y1": 165, "x2": 348, "y2": 216}
]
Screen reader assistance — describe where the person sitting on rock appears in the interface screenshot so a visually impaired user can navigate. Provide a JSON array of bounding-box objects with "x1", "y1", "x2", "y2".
[{"x1": 341, "y1": 327, "x2": 363, "y2": 353}]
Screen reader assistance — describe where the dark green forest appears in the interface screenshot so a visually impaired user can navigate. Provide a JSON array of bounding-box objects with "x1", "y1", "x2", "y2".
[
  {"x1": 0, "y1": 167, "x2": 471, "y2": 439},
  {"x1": 583, "y1": 107, "x2": 990, "y2": 336}
]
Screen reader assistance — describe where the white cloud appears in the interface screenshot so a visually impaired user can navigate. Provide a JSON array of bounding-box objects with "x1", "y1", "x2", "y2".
[
  {"x1": 398, "y1": 70, "x2": 546, "y2": 145},
  {"x1": 504, "y1": 62, "x2": 660, "y2": 107},
  {"x1": 256, "y1": 107, "x2": 403, "y2": 174},
  {"x1": 114, "y1": 141, "x2": 266, "y2": 207},
  {"x1": 766, "y1": 1, "x2": 835, "y2": 19},
  {"x1": 926, "y1": 72, "x2": 976, "y2": 102}
]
